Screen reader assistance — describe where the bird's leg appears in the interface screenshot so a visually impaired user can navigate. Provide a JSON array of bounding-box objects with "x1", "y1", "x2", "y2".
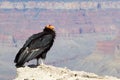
[
  {"x1": 37, "y1": 58, "x2": 39, "y2": 66},
  {"x1": 40, "y1": 59, "x2": 44, "y2": 65}
]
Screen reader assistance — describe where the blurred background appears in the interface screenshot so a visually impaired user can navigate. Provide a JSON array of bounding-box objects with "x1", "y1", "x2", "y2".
[{"x1": 0, "y1": 0, "x2": 120, "y2": 80}]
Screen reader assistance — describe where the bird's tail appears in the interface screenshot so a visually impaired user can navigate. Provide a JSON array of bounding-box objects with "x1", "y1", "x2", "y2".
[
  {"x1": 15, "y1": 62, "x2": 25, "y2": 68},
  {"x1": 14, "y1": 47, "x2": 27, "y2": 68}
]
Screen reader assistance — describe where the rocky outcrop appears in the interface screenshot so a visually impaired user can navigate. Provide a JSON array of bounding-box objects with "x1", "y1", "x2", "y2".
[{"x1": 14, "y1": 65, "x2": 120, "y2": 80}]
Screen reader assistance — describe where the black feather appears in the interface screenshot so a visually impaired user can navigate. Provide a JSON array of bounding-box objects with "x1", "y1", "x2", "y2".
[{"x1": 14, "y1": 27, "x2": 56, "y2": 67}]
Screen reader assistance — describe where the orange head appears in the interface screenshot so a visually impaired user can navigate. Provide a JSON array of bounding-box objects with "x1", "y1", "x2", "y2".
[{"x1": 45, "y1": 25, "x2": 55, "y2": 31}]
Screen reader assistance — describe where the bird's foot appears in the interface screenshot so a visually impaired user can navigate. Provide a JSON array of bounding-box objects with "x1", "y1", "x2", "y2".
[{"x1": 40, "y1": 59, "x2": 44, "y2": 66}]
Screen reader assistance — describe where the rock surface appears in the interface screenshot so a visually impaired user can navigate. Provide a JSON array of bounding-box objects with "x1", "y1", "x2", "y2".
[{"x1": 14, "y1": 65, "x2": 120, "y2": 80}]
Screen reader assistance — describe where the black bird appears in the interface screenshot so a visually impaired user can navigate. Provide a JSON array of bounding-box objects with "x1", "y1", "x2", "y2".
[{"x1": 14, "y1": 25, "x2": 56, "y2": 67}]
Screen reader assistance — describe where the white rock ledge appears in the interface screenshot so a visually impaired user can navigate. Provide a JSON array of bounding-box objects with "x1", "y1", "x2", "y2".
[{"x1": 14, "y1": 64, "x2": 120, "y2": 80}]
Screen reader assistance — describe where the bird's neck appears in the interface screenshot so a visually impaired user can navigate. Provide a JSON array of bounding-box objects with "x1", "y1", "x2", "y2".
[{"x1": 43, "y1": 28, "x2": 54, "y2": 33}]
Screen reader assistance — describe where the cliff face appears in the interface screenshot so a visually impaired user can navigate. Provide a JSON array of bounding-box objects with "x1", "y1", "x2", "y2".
[
  {"x1": 14, "y1": 65, "x2": 120, "y2": 80},
  {"x1": 0, "y1": 1, "x2": 120, "y2": 10}
]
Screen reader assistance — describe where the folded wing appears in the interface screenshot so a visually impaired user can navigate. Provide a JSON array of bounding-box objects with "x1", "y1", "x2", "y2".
[{"x1": 14, "y1": 34, "x2": 53, "y2": 65}]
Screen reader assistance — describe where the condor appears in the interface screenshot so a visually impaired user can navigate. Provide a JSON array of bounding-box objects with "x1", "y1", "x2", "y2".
[{"x1": 14, "y1": 25, "x2": 56, "y2": 67}]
